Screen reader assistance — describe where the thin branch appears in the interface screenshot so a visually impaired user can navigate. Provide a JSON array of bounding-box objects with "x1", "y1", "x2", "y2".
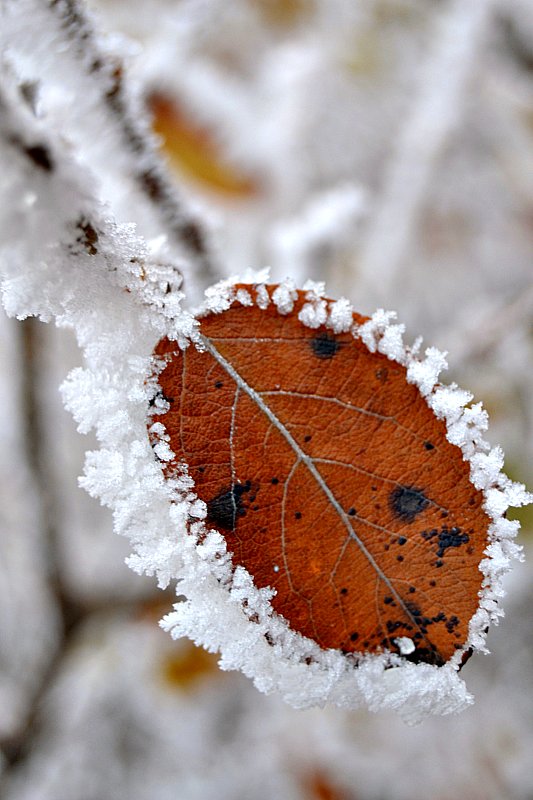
[
  {"x1": 4, "y1": 0, "x2": 219, "y2": 292},
  {"x1": 0, "y1": 69, "x2": 185, "y2": 324}
]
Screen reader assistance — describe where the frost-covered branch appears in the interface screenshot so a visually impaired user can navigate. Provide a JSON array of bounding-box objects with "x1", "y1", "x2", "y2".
[
  {"x1": 1, "y1": 0, "x2": 218, "y2": 295},
  {"x1": 0, "y1": 56, "x2": 189, "y2": 332}
]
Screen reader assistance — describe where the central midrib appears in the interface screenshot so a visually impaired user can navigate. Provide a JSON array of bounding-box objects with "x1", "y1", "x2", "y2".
[{"x1": 200, "y1": 334, "x2": 431, "y2": 652}]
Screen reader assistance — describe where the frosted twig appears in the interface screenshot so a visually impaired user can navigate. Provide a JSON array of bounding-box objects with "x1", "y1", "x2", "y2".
[
  {"x1": 0, "y1": 62, "x2": 186, "y2": 327},
  {"x1": 358, "y1": 0, "x2": 495, "y2": 297},
  {"x1": 2, "y1": 0, "x2": 218, "y2": 294}
]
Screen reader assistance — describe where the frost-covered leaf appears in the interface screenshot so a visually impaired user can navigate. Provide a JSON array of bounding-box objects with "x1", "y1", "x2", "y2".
[
  {"x1": 147, "y1": 282, "x2": 529, "y2": 721},
  {"x1": 154, "y1": 285, "x2": 490, "y2": 666}
]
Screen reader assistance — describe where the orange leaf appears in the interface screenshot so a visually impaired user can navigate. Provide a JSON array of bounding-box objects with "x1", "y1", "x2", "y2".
[{"x1": 152, "y1": 285, "x2": 489, "y2": 666}]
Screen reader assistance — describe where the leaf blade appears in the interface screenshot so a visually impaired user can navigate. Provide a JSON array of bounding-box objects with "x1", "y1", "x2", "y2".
[{"x1": 154, "y1": 285, "x2": 490, "y2": 665}]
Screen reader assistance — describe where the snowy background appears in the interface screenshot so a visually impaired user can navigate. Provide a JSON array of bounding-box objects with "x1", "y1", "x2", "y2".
[{"x1": 1, "y1": 0, "x2": 533, "y2": 798}]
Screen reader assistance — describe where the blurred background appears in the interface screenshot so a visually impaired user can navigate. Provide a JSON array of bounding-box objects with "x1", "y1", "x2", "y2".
[{"x1": 1, "y1": 0, "x2": 532, "y2": 797}]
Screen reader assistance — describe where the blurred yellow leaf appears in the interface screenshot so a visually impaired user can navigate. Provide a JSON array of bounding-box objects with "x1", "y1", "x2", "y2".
[
  {"x1": 161, "y1": 641, "x2": 220, "y2": 690},
  {"x1": 252, "y1": 0, "x2": 313, "y2": 27},
  {"x1": 149, "y1": 94, "x2": 260, "y2": 200}
]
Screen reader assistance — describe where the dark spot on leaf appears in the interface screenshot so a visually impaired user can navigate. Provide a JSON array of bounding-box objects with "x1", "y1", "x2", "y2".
[
  {"x1": 409, "y1": 586, "x2": 416, "y2": 594},
  {"x1": 295, "y1": 511, "x2": 302, "y2": 520},
  {"x1": 198, "y1": 466, "x2": 205, "y2": 474},
  {"x1": 429, "y1": 580, "x2": 436, "y2": 587},
  {"x1": 421, "y1": 525, "x2": 470, "y2": 557},
  {"x1": 435, "y1": 559, "x2": 444, "y2": 568},
  {"x1": 271, "y1": 477, "x2": 279, "y2": 485},
  {"x1": 424, "y1": 441, "x2": 435, "y2": 451},
  {"x1": 405, "y1": 602, "x2": 422, "y2": 618},
  {"x1": 384, "y1": 596, "x2": 393, "y2": 605},
  {"x1": 206, "y1": 482, "x2": 252, "y2": 531},
  {"x1": 397, "y1": 536, "x2": 407, "y2": 545},
  {"x1": 350, "y1": 632, "x2": 359, "y2": 641},
  {"x1": 389, "y1": 485, "x2": 429, "y2": 523},
  {"x1": 304, "y1": 434, "x2": 312, "y2": 442},
  {"x1": 397, "y1": 555, "x2": 404, "y2": 562},
  {"x1": 446, "y1": 615, "x2": 460, "y2": 633},
  {"x1": 340, "y1": 587, "x2": 348, "y2": 596},
  {"x1": 348, "y1": 507, "x2": 356, "y2": 516},
  {"x1": 437, "y1": 526, "x2": 469, "y2": 557},
  {"x1": 215, "y1": 381, "x2": 223, "y2": 388},
  {"x1": 310, "y1": 331, "x2": 341, "y2": 359}
]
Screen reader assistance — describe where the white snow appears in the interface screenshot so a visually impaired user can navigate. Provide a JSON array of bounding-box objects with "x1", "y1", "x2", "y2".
[
  {"x1": 272, "y1": 280, "x2": 298, "y2": 315},
  {"x1": 395, "y1": 637, "x2": 416, "y2": 656},
  {"x1": 327, "y1": 297, "x2": 353, "y2": 333}
]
